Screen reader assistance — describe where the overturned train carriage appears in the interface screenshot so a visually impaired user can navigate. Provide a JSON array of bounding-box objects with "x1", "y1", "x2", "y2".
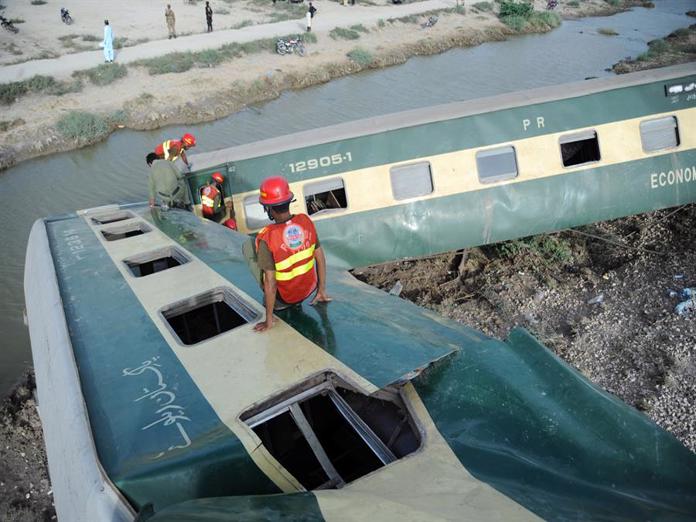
[
  {"x1": 24, "y1": 64, "x2": 696, "y2": 521},
  {"x1": 189, "y1": 64, "x2": 696, "y2": 268}
]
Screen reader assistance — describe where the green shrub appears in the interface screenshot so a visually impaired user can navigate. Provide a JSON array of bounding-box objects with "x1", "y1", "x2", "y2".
[
  {"x1": 598, "y1": 27, "x2": 618, "y2": 36},
  {"x1": 349, "y1": 24, "x2": 369, "y2": 33},
  {"x1": 527, "y1": 11, "x2": 560, "y2": 29},
  {"x1": 9, "y1": 17, "x2": 25, "y2": 23},
  {"x1": 377, "y1": 18, "x2": 386, "y2": 28},
  {"x1": 347, "y1": 47, "x2": 373, "y2": 66},
  {"x1": 606, "y1": 0, "x2": 620, "y2": 6},
  {"x1": 303, "y1": 32, "x2": 317, "y2": 44},
  {"x1": 472, "y1": 1, "x2": 493, "y2": 11},
  {"x1": 194, "y1": 49, "x2": 225, "y2": 67},
  {"x1": 136, "y1": 52, "x2": 195, "y2": 74},
  {"x1": 499, "y1": 0, "x2": 533, "y2": 17},
  {"x1": 30, "y1": 0, "x2": 47, "y2": 5},
  {"x1": 0, "y1": 75, "x2": 62, "y2": 105},
  {"x1": 568, "y1": 0, "x2": 579, "y2": 6},
  {"x1": 330, "y1": 27, "x2": 361, "y2": 40},
  {"x1": 81, "y1": 34, "x2": 101, "y2": 42},
  {"x1": 46, "y1": 78, "x2": 83, "y2": 96},
  {"x1": 74, "y1": 63, "x2": 127, "y2": 86},
  {"x1": 56, "y1": 111, "x2": 110, "y2": 141},
  {"x1": 215, "y1": 8, "x2": 230, "y2": 14},
  {"x1": 500, "y1": 14, "x2": 526, "y2": 31},
  {"x1": 648, "y1": 39, "x2": 669, "y2": 53}
]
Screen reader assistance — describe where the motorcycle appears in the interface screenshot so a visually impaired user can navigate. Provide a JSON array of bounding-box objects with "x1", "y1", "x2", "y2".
[
  {"x1": 0, "y1": 15, "x2": 19, "y2": 34},
  {"x1": 546, "y1": 0, "x2": 558, "y2": 10},
  {"x1": 60, "y1": 8, "x2": 73, "y2": 25},
  {"x1": 276, "y1": 36, "x2": 306, "y2": 56},
  {"x1": 420, "y1": 15, "x2": 438, "y2": 29}
]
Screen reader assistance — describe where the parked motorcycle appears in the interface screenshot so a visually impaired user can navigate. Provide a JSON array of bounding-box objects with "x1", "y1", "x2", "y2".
[
  {"x1": 276, "y1": 36, "x2": 305, "y2": 56},
  {"x1": 421, "y1": 15, "x2": 438, "y2": 29},
  {"x1": 0, "y1": 15, "x2": 19, "y2": 34},
  {"x1": 61, "y1": 8, "x2": 73, "y2": 25},
  {"x1": 546, "y1": 0, "x2": 558, "y2": 10}
]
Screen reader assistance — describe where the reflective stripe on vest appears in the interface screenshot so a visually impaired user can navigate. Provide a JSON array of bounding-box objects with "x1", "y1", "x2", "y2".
[
  {"x1": 201, "y1": 195, "x2": 215, "y2": 207},
  {"x1": 275, "y1": 245, "x2": 315, "y2": 271},
  {"x1": 275, "y1": 258, "x2": 315, "y2": 281},
  {"x1": 162, "y1": 140, "x2": 180, "y2": 161}
]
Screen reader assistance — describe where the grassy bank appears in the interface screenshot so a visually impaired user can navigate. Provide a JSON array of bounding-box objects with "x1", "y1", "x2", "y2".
[{"x1": 613, "y1": 24, "x2": 696, "y2": 73}]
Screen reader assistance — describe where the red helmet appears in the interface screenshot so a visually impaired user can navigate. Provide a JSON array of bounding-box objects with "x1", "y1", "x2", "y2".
[
  {"x1": 222, "y1": 218, "x2": 238, "y2": 231},
  {"x1": 259, "y1": 176, "x2": 293, "y2": 206},
  {"x1": 182, "y1": 133, "x2": 196, "y2": 147},
  {"x1": 212, "y1": 172, "x2": 225, "y2": 184}
]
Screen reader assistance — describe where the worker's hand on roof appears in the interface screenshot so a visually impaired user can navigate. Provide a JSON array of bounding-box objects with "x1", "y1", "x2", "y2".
[
  {"x1": 310, "y1": 289, "x2": 332, "y2": 306},
  {"x1": 253, "y1": 317, "x2": 277, "y2": 332}
]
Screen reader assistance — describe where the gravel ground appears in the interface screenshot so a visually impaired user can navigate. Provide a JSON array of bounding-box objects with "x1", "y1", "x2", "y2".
[
  {"x1": 354, "y1": 205, "x2": 696, "y2": 453},
  {"x1": 0, "y1": 371, "x2": 55, "y2": 521}
]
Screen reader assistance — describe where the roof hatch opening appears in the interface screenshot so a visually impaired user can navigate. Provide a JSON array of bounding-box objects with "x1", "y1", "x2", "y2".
[
  {"x1": 161, "y1": 287, "x2": 258, "y2": 346},
  {"x1": 242, "y1": 373, "x2": 421, "y2": 490},
  {"x1": 101, "y1": 222, "x2": 152, "y2": 242},
  {"x1": 90, "y1": 210, "x2": 135, "y2": 225},
  {"x1": 124, "y1": 247, "x2": 189, "y2": 278}
]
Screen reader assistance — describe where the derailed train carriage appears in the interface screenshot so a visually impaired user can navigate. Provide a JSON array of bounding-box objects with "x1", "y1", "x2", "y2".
[{"x1": 24, "y1": 64, "x2": 696, "y2": 521}]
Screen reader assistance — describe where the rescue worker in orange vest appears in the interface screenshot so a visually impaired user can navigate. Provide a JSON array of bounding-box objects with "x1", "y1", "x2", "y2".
[
  {"x1": 253, "y1": 176, "x2": 331, "y2": 332},
  {"x1": 154, "y1": 133, "x2": 196, "y2": 168},
  {"x1": 200, "y1": 181, "x2": 223, "y2": 220}
]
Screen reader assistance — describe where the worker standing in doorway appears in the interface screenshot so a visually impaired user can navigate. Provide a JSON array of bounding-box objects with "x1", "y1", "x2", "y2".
[
  {"x1": 253, "y1": 176, "x2": 331, "y2": 332},
  {"x1": 153, "y1": 133, "x2": 196, "y2": 169}
]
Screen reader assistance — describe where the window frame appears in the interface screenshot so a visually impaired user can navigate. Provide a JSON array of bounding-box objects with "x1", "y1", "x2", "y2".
[
  {"x1": 475, "y1": 145, "x2": 519, "y2": 184},
  {"x1": 639, "y1": 115, "x2": 680, "y2": 153},
  {"x1": 159, "y1": 286, "x2": 259, "y2": 347},
  {"x1": 389, "y1": 161, "x2": 435, "y2": 201},
  {"x1": 303, "y1": 177, "x2": 348, "y2": 217},
  {"x1": 122, "y1": 246, "x2": 190, "y2": 278},
  {"x1": 558, "y1": 129, "x2": 602, "y2": 169},
  {"x1": 243, "y1": 194, "x2": 272, "y2": 231}
]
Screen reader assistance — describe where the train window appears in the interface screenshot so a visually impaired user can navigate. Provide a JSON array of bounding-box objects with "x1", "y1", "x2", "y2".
[
  {"x1": 304, "y1": 178, "x2": 347, "y2": 216},
  {"x1": 560, "y1": 130, "x2": 601, "y2": 167},
  {"x1": 161, "y1": 287, "x2": 258, "y2": 346},
  {"x1": 476, "y1": 146, "x2": 518, "y2": 183},
  {"x1": 390, "y1": 162, "x2": 434, "y2": 200},
  {"x1": 640, "y1": 116, "x2": 680, "y2": 152},
  {"x1": 242, "y1": 373, "x2": 421, "y2": 491},
  {"x1": 244, "y1": 194, "x2": 272, "y2": 230},
  {"x1": 123, "y1": 246, "x2": 189, "y2": 278}
]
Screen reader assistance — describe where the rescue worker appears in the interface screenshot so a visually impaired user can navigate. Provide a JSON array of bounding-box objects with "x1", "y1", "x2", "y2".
[
  {"x1": 154, "y1": 133, "x2": 196, "y2": 168},
  {"x1": 146, "y1": 152, "x2": 191, "y2": 210},
  {"x1": 253, "y1": 176, "x2": 331, "y2": 332},
  {"x1": 200, "y1": 180, "x2": 224, "y2": 220}
]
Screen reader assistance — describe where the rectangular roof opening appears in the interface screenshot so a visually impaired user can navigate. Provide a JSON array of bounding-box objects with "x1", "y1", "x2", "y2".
[
  {"x1": 123, "y1": 247, "x2": 189, "y2": 278},
  {"x1": 90, "y1": 210, "x2": 135, "y2": 225},
  {"x1": 162, "y1": 287, "x2": 258, "y2": 346},
  {"x1": 243, "y1": 373, "x2": 420, "y2": 490},
  {"x1": 101, "y1": 222, "x2": 152, "y2": 242}
]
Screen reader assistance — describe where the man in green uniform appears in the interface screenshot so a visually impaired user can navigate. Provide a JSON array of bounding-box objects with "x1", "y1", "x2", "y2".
[{"x1": 146, "y1": 153, "x2": 191, "y2": 210}]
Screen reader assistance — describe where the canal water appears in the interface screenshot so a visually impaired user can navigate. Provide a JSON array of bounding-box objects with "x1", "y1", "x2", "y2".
[{"x1": 0, "y1": 1, "x2": 693, "y2": 396}]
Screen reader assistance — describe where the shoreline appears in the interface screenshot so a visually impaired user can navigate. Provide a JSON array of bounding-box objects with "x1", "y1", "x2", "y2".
[{"x1": 0, "y1": 0, "x2": 656, "y2": 172}]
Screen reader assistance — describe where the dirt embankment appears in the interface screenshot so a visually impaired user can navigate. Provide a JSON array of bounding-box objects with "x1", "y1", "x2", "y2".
[
  {"x1": 0, "y1": 371, "x2": 54, "y2": 522},
  {"x1": 613, "y1": 23, "x2": 696, "y2": 73},
  {"x1": 354, "y1": 205, "x2": 696, "y2": 453}
]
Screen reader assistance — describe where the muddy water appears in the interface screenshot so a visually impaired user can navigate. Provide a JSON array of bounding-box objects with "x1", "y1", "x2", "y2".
[{"x1": 0, "y1": 1, "x2": 692, "y2": 396}]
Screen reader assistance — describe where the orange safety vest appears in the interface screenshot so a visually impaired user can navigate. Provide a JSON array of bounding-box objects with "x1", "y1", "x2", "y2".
[
  {"x1": 200, "y1": 185, "x2": 222, "y2": 217},
  {"x1": 255, "y1": 214, "x2": 318, "y2": 304},
  {"x1": 155, "y1": 139, "x2": 182, "y2": 161}
]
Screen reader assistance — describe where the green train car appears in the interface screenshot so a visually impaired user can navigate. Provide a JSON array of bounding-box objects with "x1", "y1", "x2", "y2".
[
  {"x1": 188, "y1": 63, "x2": 696, "y2": 268},
  {"x1": 24, "y1": 64, "x2": 696, "y2": 522}
]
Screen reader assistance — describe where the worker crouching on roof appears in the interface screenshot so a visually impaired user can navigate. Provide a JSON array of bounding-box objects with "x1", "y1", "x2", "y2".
[
  {"x1": 146, "y1": 153, "x2": 191, "y2": 210},
  {"x1": 154, "y1": 133, "x2": 196, "y2": 169},
  {"x1": 253, "y1": 176, "x2": 331, "y2": 332}
]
